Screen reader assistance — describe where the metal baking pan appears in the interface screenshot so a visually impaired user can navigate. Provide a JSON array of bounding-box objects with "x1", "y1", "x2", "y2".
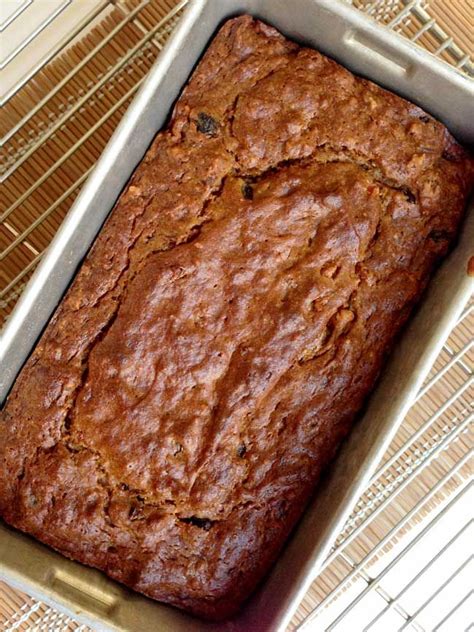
[{"x1": 1, "y1": 0, "x2": 473, "y2": 630}]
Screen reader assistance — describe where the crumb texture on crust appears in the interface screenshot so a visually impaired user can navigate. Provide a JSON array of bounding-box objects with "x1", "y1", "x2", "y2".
[{"x1": 0, "y1": 15, "x2": 472, "y2": 620}]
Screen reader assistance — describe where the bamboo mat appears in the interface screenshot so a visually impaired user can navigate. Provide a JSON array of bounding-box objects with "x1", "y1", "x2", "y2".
[{"x1": 0, "y1": 1, "x2": 473, "y2": 630}]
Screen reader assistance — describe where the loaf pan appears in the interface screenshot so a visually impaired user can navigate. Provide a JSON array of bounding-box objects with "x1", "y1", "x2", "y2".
[{"x1": 1, "y1": 0, "x2": 473, "y2": 630}]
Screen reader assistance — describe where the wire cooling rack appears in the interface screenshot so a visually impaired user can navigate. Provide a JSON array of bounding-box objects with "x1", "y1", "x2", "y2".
[{"x1": 0, "y1": 1, "x2": 473, "y2": 630}]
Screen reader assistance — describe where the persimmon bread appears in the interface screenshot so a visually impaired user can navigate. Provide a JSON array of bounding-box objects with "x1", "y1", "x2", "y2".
[{"x1": 1, "y1": 15, "x2": 473, "y2": 620}]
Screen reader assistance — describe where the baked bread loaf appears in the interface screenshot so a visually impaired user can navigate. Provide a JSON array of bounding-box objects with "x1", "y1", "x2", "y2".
[{"x1": 1, "y1": 15, "x2": 473, "y2": 620}]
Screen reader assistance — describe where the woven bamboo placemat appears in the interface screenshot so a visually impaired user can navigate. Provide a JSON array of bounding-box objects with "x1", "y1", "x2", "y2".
[{"x1": 1, "y1": 1, "x2": 472, "y2": 630}]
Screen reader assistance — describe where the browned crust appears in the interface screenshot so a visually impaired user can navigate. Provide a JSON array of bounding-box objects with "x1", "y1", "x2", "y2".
[{"x1": 0, "y1": 15, "x2": 473, "y2": 619}]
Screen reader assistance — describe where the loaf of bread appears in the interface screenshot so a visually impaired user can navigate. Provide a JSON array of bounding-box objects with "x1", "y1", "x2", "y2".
[{"x1": 1, "y1": 15, "x2": 472, "y2": 620}]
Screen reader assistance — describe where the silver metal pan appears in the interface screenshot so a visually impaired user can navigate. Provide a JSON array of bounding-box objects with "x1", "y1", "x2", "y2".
[{"x1": 1, "y1": 0, "x2": 473, "y2": 630}]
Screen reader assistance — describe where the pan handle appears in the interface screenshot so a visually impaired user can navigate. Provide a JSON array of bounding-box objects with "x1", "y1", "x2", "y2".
[{"x1": 343, "y1": 29, "x2": 413, "y2": 76}]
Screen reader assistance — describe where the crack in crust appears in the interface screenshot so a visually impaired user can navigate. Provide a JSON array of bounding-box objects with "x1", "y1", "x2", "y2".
[{"x1": 4, "y1": 101, "x2": 467, "y2": 528}]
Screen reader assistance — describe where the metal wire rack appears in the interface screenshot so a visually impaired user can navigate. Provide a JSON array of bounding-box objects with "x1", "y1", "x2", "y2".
[
  {"x1": 291, "y1": 302, "x2": 473, "y2": 631},
  {"x1": 0, "y1": 1, "x2": 473, "y2": 630}
]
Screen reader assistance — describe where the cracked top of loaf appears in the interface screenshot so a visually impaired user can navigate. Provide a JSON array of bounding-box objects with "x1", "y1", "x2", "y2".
[{"x1": 0, "y1": 15, "x2": 473, "y2": 620}]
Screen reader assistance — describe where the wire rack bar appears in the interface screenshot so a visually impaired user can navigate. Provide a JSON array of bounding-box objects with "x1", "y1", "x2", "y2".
[
  {"x1": 397, "y1": 557, "x2": 473, "y2": 631},
  {"x1": 0, "y1": 1, "x2": 110, "y2": 107},
  {"x1": 340, "y1": 410, "x2": 472, "y2": 541},
  {"x1": 0, "y1": 168, "x2": 93, "y2": 262},
  {"x1": 323, "y1": 482, "x2": 472, "y2": 631},
  {"x1": 444, "y1": 339, "x2": 471, "y2": 377},
  {"x1": 0, "y1": 252, "x2": 43, "y2": 302},
  {"x1": 456, "y1": 303, "x2": 473, "y2": 325},
  {"x1": 3, "y1": 221, "x2": 38, "y2": 257},
  {"x1": 431, "y1": 590, "x2": 473, "y2": 632},
  {"x1": 313, "y1": 414, "x2": 471, "y2": 580},
  {"x1": 297, "y1": 450, "x2": 472, "y2": 628},
  {"x1": 456, "y1": 54, "x2": 471, "y2": 69},
  {"x1": 411, "y1": 17, "x2": 435, "y2": 42},
  {"x1": 435, "y1": 36, "x2": 454, "y2": 55},
  {"x1": 1, "y1": 0, "x2": 152, "y2": 147},
  {"x1": 416, "y1": 339, "x2": 473, "y2": 400},
  {"x1": 0, "y1": 77, "x2": 144, "y2": 248},
  {"x1": 387, "y1": 0, "x2": 421, "y2": 29},
  {"x1": 340, "y1": 403, "x2": 471, "y2": 541},
  {"x1": 339, "y1": 551, "x2": 418, "y2": 629},
  {"x1": 407, "y1": 1, "x2": 474, "y2": 75},
  {"x1": 364, "y1": 526, "x2": 473, "y2": 630},
  {"x1": 0, "y1": 0, "x2": 73, "y2": 71},
  {"x1": 370, "y1": 379, "x2": 473, "y2": 481},
  {"x1": 4, "y1": 601, "x2": 42, "y2": 632},
  {"x1": 361, "y1": 0, "x2": 474, "y2": 77},
  {"x1": 0, "y1": 0, "x2": 33, "y2": 32},
  {"x1": 0, "y1": 0, "x2": 185, "y2": 182}
]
